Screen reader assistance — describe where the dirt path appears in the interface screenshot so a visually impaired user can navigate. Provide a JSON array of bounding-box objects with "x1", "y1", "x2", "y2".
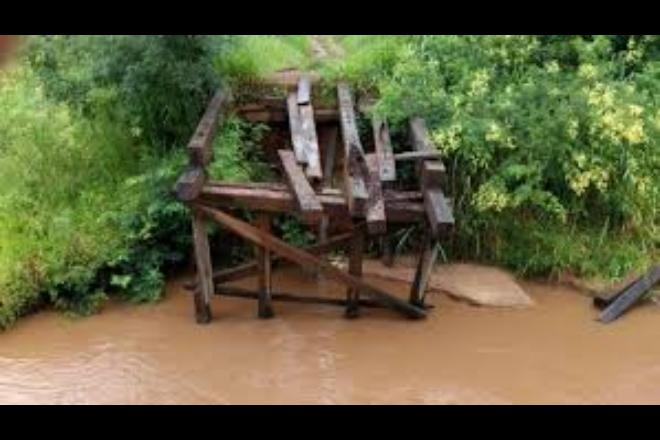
[{"x1": 310, "y1": 35, "x2": 344, "y2": 64}]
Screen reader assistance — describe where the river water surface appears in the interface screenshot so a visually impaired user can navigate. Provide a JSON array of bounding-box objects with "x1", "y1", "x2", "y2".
[{"x1": 2, "y1": 265, "x2": 660, "y2": 404}]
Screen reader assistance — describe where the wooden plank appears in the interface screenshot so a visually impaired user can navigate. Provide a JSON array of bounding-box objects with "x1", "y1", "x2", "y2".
[
  {"x1": 365, "y1": 154, "x2": 387, "y2": 235},
  {"x1": 345, "y1": 228, "x2": 364, "y2": 318},
  {"x1": 174, "y1": 167, "x2": 206, "y2": 202},
  {"x1": 287, "y1": 92, "x2": 307, "y2": 163},
  {"x1": 297, "y1": 75, "x2": 312, "y2": 105},
  {"x1": 239, "y1": 107, "x2": 339, "y2": 123},
  {"x1": 213, "y1": 286, "x2": 385, "y2": 309},
  {"x1": 299, "y1": 104, "x2": 323, "y2": 180},
  {"x1": 184, "y1": 228, "x2": 361, "y2": 290},
  {"x1": 395, "y1": 151, "x2": 444, "y2": 162},
  {"x1": 319, "y1": 125, "x2": 338, "y2": 244},
  {"x1": 199, "y1": 183, "x2": 425, "y2": 223},
  {"x1": 196, "y1": 205, "x2": 426, "y2": 319},
  {"x1": 187, "y1": 88, "x2": 229, "y2": 167},
  {"x1": 337, "y1": 83, "x2": 368, "y2": 215},
  {"x1": 191, "y1": 209, "x2": 213, "y2": 323},
  {"x1": 278, "y1": 150, "x2": 324, "y2": 224},
  {"x1": 409, "y1": 232, "x2": 439, "y2": 307},
  {"x1": 372, "y1": 117, "x2": 396, "y2": 181},
  {"x1": 598, "y1": 265, "x2": 660, "y2": 323},
  {"x1": 255, "y1": 213, "x2": 274, "y2": 318},
  {"x1": 425, "y1": 188, "x2": 454, "y2": 237}
]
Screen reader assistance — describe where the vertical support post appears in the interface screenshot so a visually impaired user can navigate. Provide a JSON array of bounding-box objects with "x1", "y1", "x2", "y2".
[
  {"x1": 346, "y1": 227, "x2": 364, "y2": 318},
  {"x1": 255, "y1": 212, "x2": 275, "y2": 318},
  {"x1": 409, "y1": 230, "x2": 439, "y2": 308},
  {"x1": 191, "y1": 209, "x2": 213, "y2": 324}
]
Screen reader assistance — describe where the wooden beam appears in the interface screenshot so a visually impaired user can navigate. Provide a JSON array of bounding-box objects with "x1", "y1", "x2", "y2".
[
  {"x1": 598, "y1": 265, "x2": 660, "y2": 323},
  {"x1": 372, "y1": 117, "x2": 396, "y2": 181},
  {"x1": 409, "y1": 117, "x2": 453, "y2": 237},
  {"x1": 346, "y1": 228, "x2": 364, "y2": 318},
  {"x1": 319, "y1": 125, "x2": 339, "y2": 243},
  {"x1": 365, "y1": 154, "x2": 387, "y2": 235},
  {"x1": 278, "y1": 150, "x2": 324, "y2": 224},
  {"x1": 394, "y1": 151, "x2": 445, "y2": 162},
  {"x1": 199, "y1": 183, "x2": 425, "y2": 223},
  {"x1": 195, "y1": 205, "x2": 426, "y2": 319},
  {"x1": 255, "y1": 213, "x2": 274, "y2": 318},
  {"x1": 187, "y1": 88, "x2": 229, "y2": 167},
  {"x1": 184, "y1": 228, "x2": 361, "y2": 290},
  {"x1": 191, "y1": 209, "x2": 213, "y2": 323},
  {"x1": 238, "y1": 107, "x2": 339, "y2": 123},
  {"x1": 213, "y1": 286, "x2": 386, "y2": 309},
  {"x1": 337, "y1": 82, "x2": 368, "y2": 215},
  {"x1": 175, "y1": 167, "x2": 206, "y2": 202},
  {"x1": 297, "y1": 75, "x2": 312, "y2": 105},
  {"x1": 287, "y1": 92, "x2": 307, "y2": 163},
  {"x1": 299, "y1": 103, "x2": 323, "y2": 180},
  {"x1": 409, "y1": 231, "x2": 439, "y2": 307}
]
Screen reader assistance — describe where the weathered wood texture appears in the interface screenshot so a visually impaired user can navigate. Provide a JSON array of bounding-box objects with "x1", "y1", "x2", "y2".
[
  {"x1": 287, "y1": 92, "x2": 307, "y2": 163},
  {"x1": 255, "y1": 213, "x2": 274, "y2": 318},
  {"x1": 196, "y1": 204, "x2": 426, "y2": 319},
  {"x1": 598, "y1": 265, "x2": 660, "y2": 323},
  {"x1": 299, "y1": 103, "x2": 322, "y2": 180},
  {"x1": 278, "y1": 150, "x2": 324, "y2": 224},
  {"x1": 238, "y1": 106, "x2": 339, "y2": 123},
  {"x1": 191, "y1": 209, "x2": 213, "y2": 323},
  {"x1": 199, "y1": 182, "x2": 425, "y2": 223},
  {"x1": 175, "y1": 167, "x2": 206, "y2": 202},
  {"x1": 372, "y1": 117, "x2": 396, "y2": 181},
  {"x1": 337, "y1": 83, "x2": 368, "y2": 215},
  {"x1": 183, "y1": 228, "x2": 361, "y2": 290},
  {"x1": 187, "y1": 89, "x2": 229, "y2": 167},
  {"x1": 297, "y1": 75, "x2": 312, "y2": 105},
  {"x1": 213, "y1": 286, "x2": 385, "y2": 309},
  {"x1": 365, "y1": 154, "x2": 387, "y2": 235},
  {"x1": 409, "y1": 117, "x2": 454, "y2": 237},
  {"x1": 409, "y1": 232, "x2": 439, "y2": 307},
  {"x1": 346, "y1": 229, "x2": 364, "y2": 318}
]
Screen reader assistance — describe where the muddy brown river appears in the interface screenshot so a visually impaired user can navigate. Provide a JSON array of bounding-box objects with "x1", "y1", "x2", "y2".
[{"x1": 1, "y1": 265, "x2": 660, "y2": 404}]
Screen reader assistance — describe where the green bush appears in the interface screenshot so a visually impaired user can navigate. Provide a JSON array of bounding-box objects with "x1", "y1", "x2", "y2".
[{"x1": 337, "y1": 35, "x2": 659, "y2": 280}]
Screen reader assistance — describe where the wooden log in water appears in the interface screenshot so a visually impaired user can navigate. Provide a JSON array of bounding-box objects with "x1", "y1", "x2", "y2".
[
  {"x1": 213, "y1": 286, "x2": 385, "y2": 309},
  {"x1": 195, "y1": 204, "x2": 426, "y2": 319},
  {"x1": 598, "y1": 265, "x2": 660, "y2": 323}
]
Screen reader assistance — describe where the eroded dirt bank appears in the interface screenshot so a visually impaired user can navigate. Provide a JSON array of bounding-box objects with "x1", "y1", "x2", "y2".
[{"x1": 1, "y1": 265, "x2": 660, "y2": 404}]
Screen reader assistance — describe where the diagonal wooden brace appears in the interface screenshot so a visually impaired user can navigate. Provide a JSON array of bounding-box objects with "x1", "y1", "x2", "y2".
[{"x1": 193, "y1": 203, "x2": 426, "y2": 319}]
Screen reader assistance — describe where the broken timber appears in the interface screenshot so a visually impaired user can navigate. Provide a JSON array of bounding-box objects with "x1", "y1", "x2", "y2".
[
  {"x1": 175, "y1": 77, "x2": 455, "y2": 323},
  {"x1": 596, "y1": 265, "x2": 660, "y2": 323},
  {"x1": 195, "y1": 204, "x2": 426, "y2": 319}
]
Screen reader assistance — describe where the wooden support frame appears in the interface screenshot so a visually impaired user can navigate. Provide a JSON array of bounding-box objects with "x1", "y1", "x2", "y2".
[
  {"x1": 255, "y1": 213, "x2": 275, "y2": 318},
  {"x1": 195, "y1": 204, "x2": 426, "y2": 319},
  {"x1": 213, "y1": 286, "x2": 386, "y2": 309},
  {"x1": 409, "y1": 231, "x2": 439, "y2": 307},
  {"x1": 345, "y1": 228, "x2": 364, "y2": 318},
  {"x1": 191, "y1": 209, "x2": 213, "y2": 323}
]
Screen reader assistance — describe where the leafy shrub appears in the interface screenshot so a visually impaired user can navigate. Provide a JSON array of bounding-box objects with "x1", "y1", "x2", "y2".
[{"x1": 337, "y1": 35, "x2": 659, "y2": 280}]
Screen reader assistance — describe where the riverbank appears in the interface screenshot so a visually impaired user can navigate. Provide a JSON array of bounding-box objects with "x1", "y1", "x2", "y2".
[{"x1": 2, "y1": 264, "x2": 660, "y2": 404}]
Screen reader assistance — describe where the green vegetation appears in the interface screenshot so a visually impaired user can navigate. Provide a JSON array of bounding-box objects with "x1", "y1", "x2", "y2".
[
  {"x1": 331, "y1": 35, "x2": 659, "y2": 280},
  {"x1": 0, "y1": 35, "x2": 657, "y2": 329}
]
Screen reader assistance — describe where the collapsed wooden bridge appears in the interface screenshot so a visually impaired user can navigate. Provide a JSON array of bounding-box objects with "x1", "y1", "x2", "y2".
[{"x1": 175, "y1": 74, "x2": 454, "y2": 322}]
